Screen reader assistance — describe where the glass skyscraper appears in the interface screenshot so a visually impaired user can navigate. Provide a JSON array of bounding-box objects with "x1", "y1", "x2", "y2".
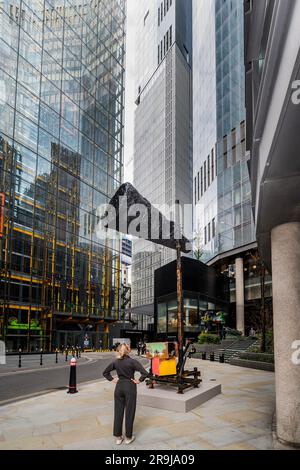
[
  {"x1": 193, "y1": 0, "x2": 269, "y2": 334},
  {"x1": 131, "y1": 0, "x2": 193, "y2": 314},
  {"x1": 193, "y1": 0, "x2": 255, "y2": 263},
  {"x1": 0, "y1": 0, "x2": 126, "y2": 351}
]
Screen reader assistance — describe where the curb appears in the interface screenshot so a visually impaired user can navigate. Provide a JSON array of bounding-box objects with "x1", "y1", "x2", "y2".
[{"x1": 0, "y1": 355, "x2": 93, "y2": 377}]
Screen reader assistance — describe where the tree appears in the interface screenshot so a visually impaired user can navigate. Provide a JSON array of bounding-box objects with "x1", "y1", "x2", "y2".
[
  {"x1": 193, "y1": 230, "x2": 204, "y2": 261},
  {"x1": 249, "y1": 251, "x2": 273, "y2": 352}
]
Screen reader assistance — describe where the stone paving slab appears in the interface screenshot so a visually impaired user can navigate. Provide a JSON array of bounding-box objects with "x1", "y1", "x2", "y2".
[{"x1": 0, "y1": 360, "x2": 276, "y2": 450}]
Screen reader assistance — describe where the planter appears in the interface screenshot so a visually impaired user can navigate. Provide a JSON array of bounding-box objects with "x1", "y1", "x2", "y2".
[
  {"x1": 239, "y1": 352, "x2": 274, "y2": 364},
  {"x1": 229, "y1": 358, "x2": 274, "y2": 372}
]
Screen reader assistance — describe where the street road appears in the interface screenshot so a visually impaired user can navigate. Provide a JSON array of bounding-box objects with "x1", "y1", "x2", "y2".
[
  {"x1": 0, "y1": 353, "x2": 88, "y2": 372},
  {"x1": 0, "y1": 353, "x2": 149, "y2": 405}
]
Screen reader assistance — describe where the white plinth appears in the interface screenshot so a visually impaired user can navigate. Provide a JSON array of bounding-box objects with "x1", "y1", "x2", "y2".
[{"x1": 137, "y1": 380, "x2": 221, "y2": 413}]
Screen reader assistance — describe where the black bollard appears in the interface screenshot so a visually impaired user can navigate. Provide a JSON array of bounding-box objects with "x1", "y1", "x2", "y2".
[
  {"x1": 18, "y1": 348, "x2": 22, "y2": 368},
  {"x1": 65, "y1": 349, "x2": 68, "y2": 362},
  {"x1": 210, "y1": 352, "x2": 215, "y2": 362},
  {"x1": 219, "y1": 353, "x2": 225, "y2": 364},
  {"x1": 201, "y1": 352, "x2": 206, "y2": 360},
  {"x1": 67, "y1": 357, "x2": 78, "y2": 394},
  {"x1": 55, "y1": 349, "x2": 58, "y2": 364},
  {"x1": 40, "y1": 349, "x2": 43, "y2": 366}
]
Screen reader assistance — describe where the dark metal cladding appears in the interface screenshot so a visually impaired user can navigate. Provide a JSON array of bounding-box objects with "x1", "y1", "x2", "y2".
[{"x1": 108, "y1": 182, "x2": 191, "y2": 253}]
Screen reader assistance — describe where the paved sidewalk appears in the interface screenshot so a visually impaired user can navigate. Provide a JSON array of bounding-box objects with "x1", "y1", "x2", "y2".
[{"x1": 0, "y1": 360, "x2": 275, "y2": 450}]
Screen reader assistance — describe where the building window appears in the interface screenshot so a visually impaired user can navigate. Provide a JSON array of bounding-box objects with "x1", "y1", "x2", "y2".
[
  {"x1": 164, "y1": 34, "x2": 166, "y2": 55},
  {"x1": 223, "y1": 150, "x2": 228, "y2": 170},
  {"x1": 241, "y1": 120, "x2": 246, "y2": 141},
  {"x1": 208, "y1": 223, "x2": 211, "y2": 242},
  {"x1": 212, "y1": 218, "x2": 216, "y2": 238},
  {"x1": 158, "y1": 45, "x2": 160, "y2": 65},
  {"x1": 166, "y1": 30, "x2": 169, "y2": 51},
  {"x1": 167, "y1": 0, "x2": 169, "y2": 11},
  {"x1": 194, "y1": 177, "x2": 197, "y2": 205},
  {"x1": 232, "y1": 145, "x2": 237, "y2": 165},
  {"x1": 223, "y1": 135, "x2": 228, "y2": 170},
  {"x1": 204, "y1": 226, "x2": 207, "y2": 245},
  {"x1": 207, "y1": 155, "x2": 210, "y2": 187},
  {"x1": 197, "y1": 171, "x2": 200, "y2": 201},
  {"x1": 232, "y1": 128, "x2": 236, "y2": 148},
  {"x1": 204, "y1": 161, "x2": 207, "y2": 192},
  {"x1": 211, "y1": 148, "x2": 215, "y2": 182},
  {"x1": 241, "y1": 121, "x2": 246, "y2": 160},
  {"x1": 200, "y1": 167, "x2": 203, "y2": 197},
  {"x1": 158, "y1": 7, "x2": 160, "y2": 26},
  {"x1": 169, "y1": 25, "x2": 172, "y2": 45},
  {"x1": 161, "y1": 40, "x2": 163, "y2": 61},
  {"x1": 241, "y1": 139, "x2": 246, "y2": 158},
  {"x1": 161, "y1": 2, "x2": 163, "y2": 21},
  {"x1": 164, "y1": 0, "x2": 166, "y2": 16}
]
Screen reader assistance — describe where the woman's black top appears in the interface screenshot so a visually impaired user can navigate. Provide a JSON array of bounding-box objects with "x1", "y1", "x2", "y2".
[{"x1": 103, "y1": 356, "x2": 149, "y2": 382}]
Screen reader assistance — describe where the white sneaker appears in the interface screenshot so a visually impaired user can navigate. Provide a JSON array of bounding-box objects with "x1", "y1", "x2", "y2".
[
  {"x1": 124, "y1": 436, "x2": 135, "y2": 445},
  {"x1": 115, "y1": 436, "x2": 123, "y2": 445}
]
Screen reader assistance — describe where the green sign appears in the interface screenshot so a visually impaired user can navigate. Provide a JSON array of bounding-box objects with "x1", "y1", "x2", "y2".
[{"x1": 7, "y1": 318, "x2": 42, "y2": 331}]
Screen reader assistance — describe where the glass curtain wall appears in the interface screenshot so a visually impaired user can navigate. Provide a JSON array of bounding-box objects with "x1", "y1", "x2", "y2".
[{"x1": 0, "y1": 0, "x2": 126, "y2": 351}]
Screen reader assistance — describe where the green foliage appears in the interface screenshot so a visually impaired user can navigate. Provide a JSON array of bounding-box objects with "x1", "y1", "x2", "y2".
[
  {"x1": 239, "y1": 352, "x2": 274, "y2": 364},
  {"x1": 265, "y1": 329, "x2": 274, "y2": 354},
  {"x1": 198, "y1": 333, "x2": 221, "y2": 345},
  {"x1": 255, "y1": 329, "x2": 274, "y2": 354},
  {"x1": 225, "y1": 328, "x2": 242, "y2": 337}
]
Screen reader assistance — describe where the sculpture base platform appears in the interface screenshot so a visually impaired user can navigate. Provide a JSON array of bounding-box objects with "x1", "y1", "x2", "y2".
[{"x1": 137, "y1": 381, "x2": 221, "y2": 413}]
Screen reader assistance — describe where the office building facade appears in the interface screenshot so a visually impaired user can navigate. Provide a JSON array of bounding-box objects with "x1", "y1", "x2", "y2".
[
  {"x1": 154, "y1": 257, "x2": 230, "y2": 339},
  {"x1": 0, "y1": 0, "x2": 126, "y2": 351},
  {"x1": 132, "y1": 0, "x2": 193, "y2": 316},
  {"x1": 245, "y1": 0, "x2": 300, "y2": 447},
  {"x1": 193, "y1": 0, "x2": 269, "y2": 334}
]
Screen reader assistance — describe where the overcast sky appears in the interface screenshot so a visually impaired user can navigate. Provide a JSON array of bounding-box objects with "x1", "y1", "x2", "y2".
[{"x1": 123, "y1": 1, "x2": 138, "y2": 183}]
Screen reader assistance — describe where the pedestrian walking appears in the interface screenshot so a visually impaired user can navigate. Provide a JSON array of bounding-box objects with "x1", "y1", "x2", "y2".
[{"x1": 103, "y1": 343, "x2": 149, "y2": 445}]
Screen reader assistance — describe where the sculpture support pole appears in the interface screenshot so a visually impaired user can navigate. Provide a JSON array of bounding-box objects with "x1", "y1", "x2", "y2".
[{"x1": 176, "y1": 240, "x2": 184, "y2": 373}]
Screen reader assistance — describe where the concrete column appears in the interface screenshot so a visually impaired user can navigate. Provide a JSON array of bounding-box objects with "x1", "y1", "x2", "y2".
[
  {"x1": 235, "y1": 257, "x2": 245, "y2": 335},
  {"x1": 271, "y1": 222, "x2": 300, "y2": 447}
]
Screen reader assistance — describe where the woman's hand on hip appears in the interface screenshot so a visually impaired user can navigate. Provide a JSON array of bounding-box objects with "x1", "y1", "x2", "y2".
[
  {"x1": 131, "y1": 379, "x2": 140, "y2": 385},
  {"x1": 112, "y1": 378, "x2": 119, "y2": 384}
]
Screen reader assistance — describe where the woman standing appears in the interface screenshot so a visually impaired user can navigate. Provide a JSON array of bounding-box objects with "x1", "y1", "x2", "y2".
[{"x1": 103, "y1": 343, "x2": 149, "y2": 445}]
